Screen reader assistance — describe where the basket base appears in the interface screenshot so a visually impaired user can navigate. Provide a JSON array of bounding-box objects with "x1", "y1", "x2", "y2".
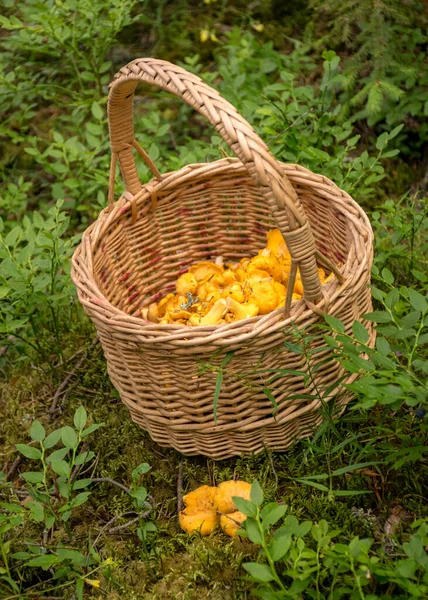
[{"x1": 124, "y1": 391, "x2": 353, "y2": 460}]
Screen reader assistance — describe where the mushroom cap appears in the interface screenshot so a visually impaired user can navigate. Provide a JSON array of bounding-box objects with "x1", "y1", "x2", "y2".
[
  {"x1": 220, "y1": 511, "x2": 247, "y2": 537},
  {"x1": 223, "y1": 282, "x2": 245, "y2": 304},
  {"x1": 190, "y1": 298, "x2": 228, "y2": 326},
  {"x1": 266, "y1": 228, "x2": 291, "y2": 262},
  {"x1": 188, "y1": 262, "x2": 224, "y2": 283},
  {"x1": 225, "y1": 297, "x2": 259, "y2": 321},
  {"x1": 176, "y1": 272, "x2": 199, "y2": 295},
  {"x1": 250, "y1": 254, "x2": 283, "y2": 281},
  {"x1": 179, "y1": 484, "x2": 219, "y2": 535},
  {"x1": 179, "y1": 509, "x2": 219, "y2": 535},
  {"x1": 246, "y1": 279, "x2": 279, "y2": 315},
  {"x1": 183, "y1": 485, "x2": 217, "y2": 511},
  {"x1": 214, "y1": 480, "x2": 252, "y2": 514}
]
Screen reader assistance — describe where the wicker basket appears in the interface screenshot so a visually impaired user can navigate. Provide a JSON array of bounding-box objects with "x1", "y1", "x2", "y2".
[{"x1": 71, "y1": 58, "x2": 375, "y2": 460}]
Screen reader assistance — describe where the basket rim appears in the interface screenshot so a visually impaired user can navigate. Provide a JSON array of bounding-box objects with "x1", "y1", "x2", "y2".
[{"x1": 71, "y1": 158, "x2": 373, "y2": 346}]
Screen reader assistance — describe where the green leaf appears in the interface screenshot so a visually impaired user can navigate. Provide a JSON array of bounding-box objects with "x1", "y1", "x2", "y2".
[
  {"x1": 401, "y1": 311, "x2": 422, "y2": 329},
  {"x1": 376, "y1": 337, "x2": 390, "y2": 356},
  {"x1": 381, "y1": 268, "x2": 394, "y2": 285},
  {"x1": 408, "y1": 289, "x2": 428, "y2": 312},
  {"x1": 21, "y1": 471, "x2": 44, "y2": 484},
  {"x1": 269, "y1": 533, "x2": 292, "y2": 561},
  {"x1": 0, "y1": 286, "x2": 10, "y2": 299},
  {"x1": 49, "y1": 459, "x2": 70, "y2": 477},
  {"x1": 263, "y1": 387, "x2": 278, "y2": 416},
  {"x1": 73, "y1": 407, "x2": 87, "y2": 431},
  {"x1": 10, "y1": 552, "x2": 32, "y2": 560},
  {"x1": 91, "y1": 101, "x2": 104, "y2": 120},
  {"x1": 47, "y1": 448, "x2": 69, "y2": 463},
  {"x1": 232, "y1": 497, "x2": 257, "y2": 518},
  {"x1": 334, "y1": 490, "x2": 372, "y2": 497},
  {"x1": 213, "y1": 370, "x2": 223, "y2": 423},
  {"x1": 376, "y1": 132, "x2": 389, "y2": 150},
  {"x1": 363, "y1": 311, "x2": 392, "y2": 323},
  {"x1": 69, "y1": 492, "x2": 91, "y2": 508},
  {"x1": 250, "y1": 481, "x2": 264, "y2": 507},
  {"x1": 45, "y1": 515, "x2": 55, "y2": 529},
  {"x1": 132, "y1": 463, "x2": 151, "y2": 480},
  {"x1": 30, "y1": 421, "x2": 45, "y2": 442},
  {"x1": 324, "y1": 314, "x2": 345, "y2": 333},
  {"x1": 61, "y1": 426, "x2": 78, "y2": 449},
  {"x1": 56, "y1": 548, "x2": 87, "y2": 566},
  {"x1": 74, "y1": 450, "x2": 95, "y2": 465},
  {"x1": 28, "y1": 500, "x2": 44, "y2": 522},
  {"x1": 130, "y1": 487, "x2": 148, "y2": 506},
  {"x1": 395, "y1": 558, "x2": 418, "y2": 578},
  {"x1": 352, "y1": 321, "x2": 369, "y2": 344},
  {"x1": 76, "y1": 578, "x2": 84, "y2": 600},
  {"x1": 389, "y1": 124, "x2": 404, "y2": 140},
  {"x1": 243, "y1": 562, "x2": 275, "y2": 582},
  {"x1": 15, "y1": 444, "x2": 42, "y2": 460},
  {"x1": 261, "y1": 503, "x2": 287, "y2": 530},
  {"x1": 72, "y1": 479, "x2": 92, "y2": 491},
  {"x1": 245, "y1": 518, "x2": 263, "y2": 544},
  {"x1": 385, "y1": 288, "x2": 399, "y2": 310},
  {"x1": 26, "y1": 554, "x2": 58, "y2": 569},
  {"x1": 81, "y1": 423, "x2": 104, "y2": 437},
  {"x1": 295, "y1": 479, "x2": 330, "y2": 492},
  {"x1": 43, "y1": 429, "x2": 62, "y2": 449},
  {"x1": 0, "y1": 503, "x2": 24, "y2": 513}
]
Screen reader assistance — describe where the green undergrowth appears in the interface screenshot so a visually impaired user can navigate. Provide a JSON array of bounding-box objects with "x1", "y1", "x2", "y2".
[
  {"x1": 1, "y1": 0, "x2": 428, "y2": 597},
  {"x1": 1, "y1": 321, "x2": 427, "y2": 597}
]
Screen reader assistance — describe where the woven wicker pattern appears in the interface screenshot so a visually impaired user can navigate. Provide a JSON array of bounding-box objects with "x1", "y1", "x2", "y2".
[{"x1": 71, "y1": 59, "x2": 375, "y2": 460}]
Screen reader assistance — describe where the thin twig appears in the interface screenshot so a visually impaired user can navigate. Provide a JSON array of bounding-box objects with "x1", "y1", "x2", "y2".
[
  {"x1": 110, "y1": 503, "x2": 154, "y2": 533},
  {"x1": 91, "y1": 477, "x2": 130, "y2": 494},
  {"x1": 93, "y1": 501, "x2": 154, "y2": 547},
  {"x1": 92, "y1": 510, "x2": 137, "y2": 547},
  {"x1": 177, "y1": 461, "x2": 184, "y2": 513},
  {"x1": 5, "y1": 456, "x2": 22, "y2": 482},
  {"x1": 48, "y1": 338, "x2": 97, "y2": 417}
]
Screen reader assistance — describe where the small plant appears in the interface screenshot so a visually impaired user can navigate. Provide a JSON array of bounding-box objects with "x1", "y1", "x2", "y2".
[
  {"x1": 236, "y1": 481, "x2": 428, "y2": 599},
  {"x1": 0, "y1": 407, "x2": 107, "y2": 598},
  {"x1": 14, "y1": 407, "x2": 103, "y2": 534},
  {"x1": 0, "y1": 199, "x2": 77, "y2": 367},
  {"x1": 0, "y1": 409, "x2": 157, "y2": 598},
  {"x1": 129, "y1": 463, "x2": 157, "y2": 559}
]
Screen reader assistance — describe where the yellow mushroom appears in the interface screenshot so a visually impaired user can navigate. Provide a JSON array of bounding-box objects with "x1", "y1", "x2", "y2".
[
  {"x1": 249, "y1": 252, "x2": 284, "y2": 281},
  {"x1": 223, "y1": 282, "x2": 245, "y2": 304},
  {"x1": 178, "y1": 485, "x2": 219, "y2": 536},
  {"x1": 188, "y1": 298, "x2": 228, "y2": 326},
  {"x1": 141, "y1": 303, "x2": 159, "y2": 323},
  {"x1": 220, "y1": 511, "x2": 247, "y2": 537},
  {"x1": 176, "y1": 272, "x2": 199, "y2": 295},
  {"x1": 225, "y1": 297, "x2": 259, "y2": 321},
  {"x1": 179, "y1": 510, "x2": 218, "y2": 536},
  {"x1": 245, "y1": 276, "x2": 279, "y2": 315},
  {"x1": 266, "y1": 228, "x2": 291, "y2": 263},
  {"x1": 213, "y1": 480, "x2": 252, "y2": 514},
  {"x1": 188, "y1": 262, "x2": 224, "y2": 283}
]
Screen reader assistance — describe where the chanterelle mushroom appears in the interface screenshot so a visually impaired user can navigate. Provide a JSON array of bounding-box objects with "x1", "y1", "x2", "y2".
[
  {"x1": 179, "y1": 485, "x2": 218, "y2": 536},
  {"x1": 220, "y1": 511, "x2": 247, "y2": 537},
  {"x1": 213, "y1": 480, "x2": 252, "y2": 514}
]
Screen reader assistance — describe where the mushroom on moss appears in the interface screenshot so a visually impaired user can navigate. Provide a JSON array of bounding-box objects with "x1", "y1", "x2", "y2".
[
  {"x1": 220, "y1": 511, "x2": 247, "y2": 537},
  {"x1": 178, "y1": 485, "x2": 219, "y2": 536},
  {"x1": 213, "y1": 480, "x2": 252, "y2": 514}
]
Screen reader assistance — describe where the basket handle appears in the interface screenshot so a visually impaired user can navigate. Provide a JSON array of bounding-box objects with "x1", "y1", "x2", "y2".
[{"x1": 108, "y1": 58, "x2": 340, "y2": 312}]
